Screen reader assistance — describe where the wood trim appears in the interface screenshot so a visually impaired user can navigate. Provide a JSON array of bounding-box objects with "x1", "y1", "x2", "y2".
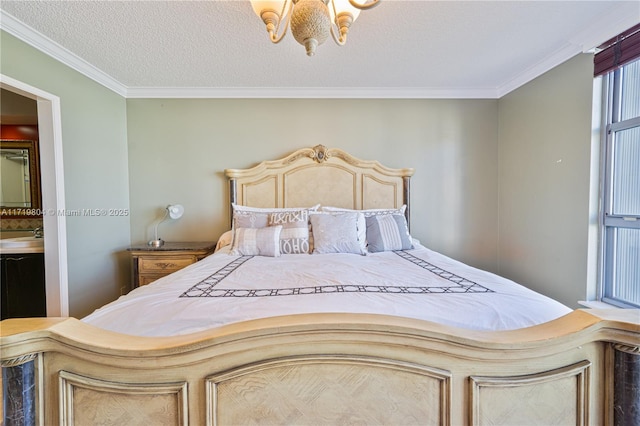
[
  {"x1": 58, "y1": 370, "x2": 188, "y2": 425},
  {"x1": 469, "y1": 360, "x2": 591, "y2": 425},
  {"x1": 0, "y1": 138, "x2": 42, "y2": 218}
]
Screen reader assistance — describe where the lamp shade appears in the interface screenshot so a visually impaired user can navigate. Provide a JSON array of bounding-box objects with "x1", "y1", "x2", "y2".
[
  {"x1": 167, "y1": 204, "x2": 184, "y2": 220},
  {"x1": 148, "y1": 204, "x2": 185, "y2": 247},
  {"x1": 329, "y1": 0, "x2": 362, "y2": 22},
  {"x1": 250, "y1": 0, "x2": 288, "y2": 17}
]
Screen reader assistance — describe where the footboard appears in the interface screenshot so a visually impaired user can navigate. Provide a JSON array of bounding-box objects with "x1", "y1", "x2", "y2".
[{"x1": 2, "y1": 309, "x2": 638, "y2": 425}]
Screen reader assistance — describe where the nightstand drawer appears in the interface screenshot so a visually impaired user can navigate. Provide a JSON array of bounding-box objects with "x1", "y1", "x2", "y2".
[
  {"x1": 128, "y1": 242, "x2": 216, "y2": 288},
  {"x1": 138, "y1": 274, "x2": 170, "y2": 286},
  {"x1": 139, "y1": 256, "x2": 194, "y2": 273}
]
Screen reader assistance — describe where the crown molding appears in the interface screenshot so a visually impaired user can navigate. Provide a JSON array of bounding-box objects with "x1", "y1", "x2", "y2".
[
  {"x1": 125, "y1": 86, "x2": 499, "y2": 99},
  {"x1": 0, "y1": 10, "x2": 128, "y2": 97},
  {"x1": 496, "y1": 42, "x2": 583, "y2": 98},
  {"x1": 497, "y1": 2, "x2": 640, "y2": 98}
]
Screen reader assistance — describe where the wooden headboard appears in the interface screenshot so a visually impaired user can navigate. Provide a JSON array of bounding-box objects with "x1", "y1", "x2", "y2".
[{"x1": 224, "y1": 145, "x2": 415, "y2": 226}]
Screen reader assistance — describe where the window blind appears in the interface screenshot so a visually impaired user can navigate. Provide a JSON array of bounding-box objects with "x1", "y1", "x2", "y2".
[{"x1": 594, "y1": 23, "x2": 640, "y2": 77}]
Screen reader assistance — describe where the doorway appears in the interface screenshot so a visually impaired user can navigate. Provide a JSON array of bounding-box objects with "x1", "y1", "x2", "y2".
[{"x1": 1, "y1": 74, "x2": 69, "y2": 317}]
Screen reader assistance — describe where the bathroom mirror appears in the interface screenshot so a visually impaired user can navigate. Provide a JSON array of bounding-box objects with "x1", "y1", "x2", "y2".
[{"x1": 0, "y1": 140, "x2": 42, "y2": 217}]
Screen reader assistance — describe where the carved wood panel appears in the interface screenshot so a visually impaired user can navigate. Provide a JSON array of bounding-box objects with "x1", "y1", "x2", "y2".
[
  {"x1": 469, "y1": 360, "x2": 591, "y2": 425},
  {"x1": 207, "y1": 356, "x2": 451, "y2": 426},
  {"x1": 58, "y1": 370, "x2": 188, "y2": 426}
]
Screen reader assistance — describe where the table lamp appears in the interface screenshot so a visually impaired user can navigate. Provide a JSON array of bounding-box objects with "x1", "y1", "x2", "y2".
[{"x1": 148, "y1": 204, "x2": 184, "y2": 247}]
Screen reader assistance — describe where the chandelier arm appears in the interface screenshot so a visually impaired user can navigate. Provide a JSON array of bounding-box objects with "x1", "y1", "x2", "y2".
[
  {"x1": 268, "y1": 0, "x2": 294, "y2": 44},
  {"x1": 270, "y1": 13, "x2": 291, "y2": 43},
  {"x1": 329, "y1": 23, "x2": 347, "y2": 45},
  {"x1": 348, "y1": 0, "x2": 381, "y2": 10}
]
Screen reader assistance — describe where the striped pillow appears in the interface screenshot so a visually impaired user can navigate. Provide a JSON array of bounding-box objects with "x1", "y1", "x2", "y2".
[
  {"x1": 365, "y1": 214, "x2": 413, "y2": 253},
  {"x1": 230, "y1": 226, "x2": 282, "y2": 257}
]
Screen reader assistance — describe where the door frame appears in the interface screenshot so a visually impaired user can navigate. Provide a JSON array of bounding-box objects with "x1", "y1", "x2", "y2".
[{"x1": 1, "y1": 74, "x2": 69, "y2": 317}]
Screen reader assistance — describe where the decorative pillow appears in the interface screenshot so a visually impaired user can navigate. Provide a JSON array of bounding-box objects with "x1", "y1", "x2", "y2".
[
  {"x1": 365, "y1": 214, "x2": 413, "y2": 253},
  {"x1": 309, "y1": 212, "x2": 365, "y2": 255},
  {"x1": 215, "y1": 230, "x2": 233, "y2": 252},
  {"x1": 321, "y1": 205, "x2": 407, "y2": 218},
  {"x1": 268, "y1": 210, "x2": 310, "y2": 254},
  {"x1": 230, "y1": 226, "x2": 282, "y2": 257},
  {"x1": 310, "y1": 210, "x2": 366, "y2": 253},
  {"x1": 320, "y1": 205, "x2": 407, "y2": 251},
  {"x1": 232, "y1": 203, "x2": 320, "y2": 228},
  {"x1": 231, "y1": 204, "x2": 319, "y2": 253}
]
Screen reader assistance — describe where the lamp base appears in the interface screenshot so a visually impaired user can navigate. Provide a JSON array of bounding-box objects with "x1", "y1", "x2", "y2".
[{"x1": 148, "y1": 239, "x2": 164, "y2": 247}]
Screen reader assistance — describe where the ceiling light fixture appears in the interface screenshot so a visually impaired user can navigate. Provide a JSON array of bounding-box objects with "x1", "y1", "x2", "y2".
[{"x1": 250, "y1": 0, "x2": 381, "y2": 56}]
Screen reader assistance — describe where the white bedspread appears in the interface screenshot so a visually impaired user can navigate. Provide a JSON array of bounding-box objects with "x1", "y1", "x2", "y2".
[{"x1": 83, "y1": 243, "x2": 572, "y2": 336}]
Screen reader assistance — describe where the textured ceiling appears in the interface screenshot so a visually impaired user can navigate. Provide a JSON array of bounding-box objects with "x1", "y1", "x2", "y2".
[{"x1": 1, "y1": 1, "x2": 639, "y2": 98}]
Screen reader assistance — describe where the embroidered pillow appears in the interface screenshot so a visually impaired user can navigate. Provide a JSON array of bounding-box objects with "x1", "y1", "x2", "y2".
[
  {"x1": 231, "y1": 204, "x2": 319, "y2": 253},
  {"x1": 231, "y1": 226, "x2": 282, "y2": 257},
  {"x1": 231, "y1": 203, "x2": 319, "y2": 229},
  {"x1": 268, "y1": 210, "x2": 310, "y2": 254},
  {"x1": 320, "y1": 205, "x2": 407, "y2": 217},
  {"x1": 309, "y1": 212, "x2": 365, "y2": 255},
  {"x1": 365, "y1": 214, "x2": 413, "y2": 253}
]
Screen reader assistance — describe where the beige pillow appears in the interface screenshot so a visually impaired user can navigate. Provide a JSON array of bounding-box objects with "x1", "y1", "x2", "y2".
[{"x1": 230, "y1": 226, "x2": 282, "y2": 257}]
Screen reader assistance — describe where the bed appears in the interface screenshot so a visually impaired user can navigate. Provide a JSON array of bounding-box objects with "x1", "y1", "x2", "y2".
[{"x1": 2, "y1": 145, "x2": 639, "y2": 425}]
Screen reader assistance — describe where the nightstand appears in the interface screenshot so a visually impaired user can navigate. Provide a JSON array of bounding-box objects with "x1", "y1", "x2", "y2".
[{"x1": 128, "y1": 242, "x2": 216, "y2": 287}]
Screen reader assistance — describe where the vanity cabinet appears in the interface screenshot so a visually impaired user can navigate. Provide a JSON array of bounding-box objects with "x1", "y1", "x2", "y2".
[{"x1": 1, "y1": 253, "x2": 46, "y2": 320}]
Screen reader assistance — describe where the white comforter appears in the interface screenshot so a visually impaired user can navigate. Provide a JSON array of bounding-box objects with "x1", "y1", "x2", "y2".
[{"x1": 83, "y1": 243, "x2": 572, "y2": 336}]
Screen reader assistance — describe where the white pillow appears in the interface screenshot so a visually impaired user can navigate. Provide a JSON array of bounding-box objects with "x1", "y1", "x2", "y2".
[
  {"x1": 321, "y1": 205, "x2": 407, "y2": 217},
  {"x1": 310, "y1": 210, "x2": 366, "y2": 253},
  {"x1": 320, "y1": 205, "x2": 407, "y2": 251},
  {"x1": 309, "y1": 212, "x2": 365, "y2": 255},
  {"x1": 230, "y1": 226, "x2": 282, "y2": 257}
]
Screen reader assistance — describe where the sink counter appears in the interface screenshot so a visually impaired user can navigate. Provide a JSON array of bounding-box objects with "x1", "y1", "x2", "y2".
[{"x1": 0, "y1": 236, "x2": 44, "y2": 254}]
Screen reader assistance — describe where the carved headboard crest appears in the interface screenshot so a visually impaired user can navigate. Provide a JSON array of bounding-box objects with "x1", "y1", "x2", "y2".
[
  {"x1": 286, "y1": 145, "x2": 362, "y2": 166},
  {"x1": 310, "y1": 144, "x2": 329, "y2": 163}
]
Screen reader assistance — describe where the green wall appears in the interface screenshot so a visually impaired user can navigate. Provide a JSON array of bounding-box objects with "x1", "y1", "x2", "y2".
[
  {"x1": 126, "y1": 98, "x2": 500, "y2": 273},
  {"x1": 498, "y1": 53, "x2": 595, "y2": 307},
  {"x1": 1, "y1": 31, "x2": 131, "y2": 318}
]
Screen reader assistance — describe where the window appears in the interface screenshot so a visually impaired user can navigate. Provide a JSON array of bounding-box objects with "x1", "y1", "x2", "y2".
[{"x1": 600, "y1": 58, "x2": 640, "y2": 308}]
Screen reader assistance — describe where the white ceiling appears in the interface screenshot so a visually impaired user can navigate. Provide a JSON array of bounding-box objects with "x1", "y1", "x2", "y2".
[{"x1": 1, "y1": 1, "x2": 639, "y2": 98}]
